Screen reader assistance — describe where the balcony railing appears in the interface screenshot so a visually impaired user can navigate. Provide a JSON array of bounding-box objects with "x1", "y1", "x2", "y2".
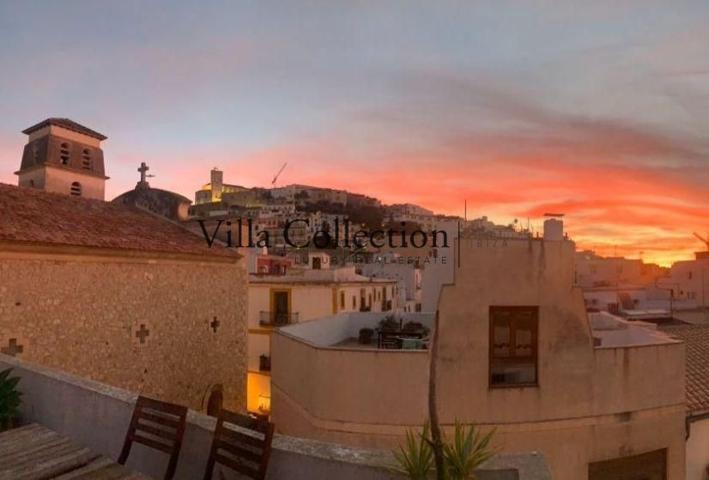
[{"x1": 259, "y1": 311, "x2": 299, "y2": 327}]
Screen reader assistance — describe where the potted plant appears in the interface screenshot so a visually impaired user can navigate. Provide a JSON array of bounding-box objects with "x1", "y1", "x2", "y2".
[
  {"x1": 378, "y1": 315, "x2": 400, "y2": 332},
  {"x1": 0, "y1": 368, "x2": 22, "y2": 431},
  {"x1": 358, "y1": 328, "x2": 374, "y2": 345}
]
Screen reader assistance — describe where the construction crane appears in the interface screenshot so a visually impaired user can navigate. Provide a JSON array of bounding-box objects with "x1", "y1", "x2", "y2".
[
  {"x1": 271, "y1": 162, "x2": 287, "y2": 186},
  {"x1": 693, "y1": 232, "x2": 709, "y2": 251}
]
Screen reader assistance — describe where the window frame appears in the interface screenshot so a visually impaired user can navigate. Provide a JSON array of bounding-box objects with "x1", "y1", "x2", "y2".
[{"x1": 488, "y1": 305, "x2": 539, "y2": 389}]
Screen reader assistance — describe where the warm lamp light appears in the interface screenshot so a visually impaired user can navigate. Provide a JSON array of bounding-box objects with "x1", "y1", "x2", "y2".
[{"x1": 258, "y1": 394, "x2": 271, "y2": 413}]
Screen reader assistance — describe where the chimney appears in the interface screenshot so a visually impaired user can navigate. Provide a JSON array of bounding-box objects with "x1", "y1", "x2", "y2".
[{"x1": 543, "y1": 213, "x2": 564, "y2": 241}]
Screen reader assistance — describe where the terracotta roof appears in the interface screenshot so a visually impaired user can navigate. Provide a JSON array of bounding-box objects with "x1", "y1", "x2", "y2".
[
  {"x1": 0, "y1": 183, "x2": 237, "y2": 259},
  {"x1": 661, "y1": 324, "x2": 709, "y2": 415},
  {"x1": 22, "y1": 118, "x2": 107, "y2": 141}
]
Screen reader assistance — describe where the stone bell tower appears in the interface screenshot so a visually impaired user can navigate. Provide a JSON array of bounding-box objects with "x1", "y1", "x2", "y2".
[{"x1": 16, "y1": 118, "x2": 109, "y2": 200}]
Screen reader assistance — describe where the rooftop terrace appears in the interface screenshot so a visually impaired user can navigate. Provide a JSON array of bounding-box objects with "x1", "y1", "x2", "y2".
[
  {"x1": 279, "y1": 312, "x2": 434, "y2": 350},
  {"x1": 589, "y1": 311, "x2": 681, "y2": 348}
]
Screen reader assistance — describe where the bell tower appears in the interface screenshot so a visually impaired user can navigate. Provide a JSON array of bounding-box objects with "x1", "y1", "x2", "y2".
[{"x1": 16, "y1": 118, "x2": 109, "y2": 200}]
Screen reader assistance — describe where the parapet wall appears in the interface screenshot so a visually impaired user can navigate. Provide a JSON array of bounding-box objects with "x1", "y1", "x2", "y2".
[{"x1": 0, "y1": 353, "x2": 550, "y2": 480}]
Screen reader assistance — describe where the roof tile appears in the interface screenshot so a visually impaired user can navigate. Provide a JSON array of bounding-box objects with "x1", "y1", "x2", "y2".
[
  {"x1": 0, "y1": 183, "x2": 236, "y2": 259},
  {"x1": 661, "y1": 323, "x2": 709, "y2": 415}
]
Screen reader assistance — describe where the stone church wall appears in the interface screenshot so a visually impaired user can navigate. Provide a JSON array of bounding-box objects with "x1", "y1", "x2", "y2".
[{"x1": 0, "y1": 248, "x2": 247, "y2": 412}]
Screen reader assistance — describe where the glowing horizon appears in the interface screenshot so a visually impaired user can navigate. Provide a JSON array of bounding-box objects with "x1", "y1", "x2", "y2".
[{"x1": 0, "y1": 1, "x2": 707, "y2": 268}]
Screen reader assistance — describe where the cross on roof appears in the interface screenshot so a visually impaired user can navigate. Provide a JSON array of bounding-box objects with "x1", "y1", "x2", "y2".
[
  {"x1": 138, "y1": 162, "x2": 149, "y2": 182},
  {"x1": 137, "y1": 162, "x2": 154, "y2": 184},
  {"x1": 210, "y1": 317, "x2": 220, "y2": 333},
  {"x1": 1, "y1": 338, "x2": 23, "y2": 357},
  {"x1": 135, "y1": 324, "x2": 150, "y2": 344}
]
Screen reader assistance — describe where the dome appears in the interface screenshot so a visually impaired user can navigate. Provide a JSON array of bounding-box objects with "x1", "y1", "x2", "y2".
[{"x1": 112, "y1": 184, "x2": 192, "y2": 222}]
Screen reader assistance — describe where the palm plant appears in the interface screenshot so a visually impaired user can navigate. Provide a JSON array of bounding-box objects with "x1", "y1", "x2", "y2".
[
  {"x1": 0, "y1": 368, "x2": 22, "y2": 431},
  {"x1": 393, "y1": 422, "x2": 495, "y2": 480},
  {"x1": 442, "y1": 422, "x2": 495, "y2": 480},
  {"x1": 392, "y1": 423, "x2": 434, "y2": 480}
]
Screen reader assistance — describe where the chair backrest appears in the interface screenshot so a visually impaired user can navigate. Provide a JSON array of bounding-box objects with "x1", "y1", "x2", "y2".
[
  {"x1": 118, "y1": 395, "x2": 188, "y2": 480},
  {"x1": 203, "y1": 409, "x2": 275, "y2": 480}
]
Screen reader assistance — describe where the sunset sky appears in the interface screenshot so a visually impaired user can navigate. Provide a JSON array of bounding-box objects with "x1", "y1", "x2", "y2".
[{"x1": 1, "y1": 1, "x2": 708, "y2": 266}]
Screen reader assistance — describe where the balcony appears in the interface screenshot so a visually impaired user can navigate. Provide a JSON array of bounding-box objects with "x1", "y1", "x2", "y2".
[{"x1": 260, "y1": 311, "x2": 299, "y2": 327}]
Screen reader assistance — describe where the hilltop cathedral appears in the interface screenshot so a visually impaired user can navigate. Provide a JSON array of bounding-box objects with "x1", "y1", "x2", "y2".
[{"x1": 0, "y1": 118, "x2": 248, "y2": 414}]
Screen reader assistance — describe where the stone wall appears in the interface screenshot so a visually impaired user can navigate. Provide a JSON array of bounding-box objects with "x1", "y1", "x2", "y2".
[{"x1": 0, "y1": 247, "x2": 247, "y2": 411}]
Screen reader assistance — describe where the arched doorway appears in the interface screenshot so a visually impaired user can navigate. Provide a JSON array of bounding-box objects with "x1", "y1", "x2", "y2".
[{"x1": 206, "y1": 384, "x2": 223, "y2": 417}]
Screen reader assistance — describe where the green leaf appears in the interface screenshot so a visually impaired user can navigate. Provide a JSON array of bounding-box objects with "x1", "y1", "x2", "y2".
[
  {"x1": 0, "y1": 368, "x2": 22, "y2": 431},
  {"x1": 392, "y1": 423, "x2": 434, "y2": 480},
  {"x1": 442, "y1": 421, "x2": 496, "y2": 480}
]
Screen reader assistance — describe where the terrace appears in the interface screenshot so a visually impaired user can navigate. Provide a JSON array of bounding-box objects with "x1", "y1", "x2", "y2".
[
  {"x1": 0, "y1": 353, "x2": 551, "y2": 480},
  {"x1": 588, "y1": 311, "x2": 682, "y2": 348},
  {"x1": 278, "y1": 311, "x2": 435, "y2": 350}
]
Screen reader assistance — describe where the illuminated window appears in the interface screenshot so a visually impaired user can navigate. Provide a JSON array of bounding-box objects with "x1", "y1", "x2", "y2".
[
  {"x1": 489, "y1": 306, "x2": 538, "y2": 387},
  {"x1": 70, "y1": 182, "x2": 81, "y2": 196}
]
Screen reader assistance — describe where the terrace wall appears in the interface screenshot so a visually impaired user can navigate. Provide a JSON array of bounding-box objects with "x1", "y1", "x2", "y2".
[{"x1": 0, "y1": 354, "x2": 548, "y2": 480}]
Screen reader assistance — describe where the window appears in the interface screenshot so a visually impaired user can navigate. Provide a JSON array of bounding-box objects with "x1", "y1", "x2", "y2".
[
  {"x1": 81, "y1": 148, "x2": 91, "y2": 169},
  {"x1": 70, "y1": 182, "x2": 81, "y2": 196},
  {"x1": 59, "y1": 142, "x2": 71, "y2": 165},
  {"x1": 340, "y1": 291, "x2": 345, "y2": 309},
  {"x1": 489, "y1": 306, "x2": 538, "y2": 387}
]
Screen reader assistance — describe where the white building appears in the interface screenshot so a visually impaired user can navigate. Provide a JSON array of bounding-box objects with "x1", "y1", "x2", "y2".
[
  {"x1": 666, "y1": 252, "x2": 709, "y2": 308},
  {"x1": 246, "y1": 262, "x2": 397, "y2": 415},
  {"x1": 358, "y1": 253, "x2": 423, "y2": 312},
  {"x1": 575, "y1": 250, "x2": 666, "y2": 288}
]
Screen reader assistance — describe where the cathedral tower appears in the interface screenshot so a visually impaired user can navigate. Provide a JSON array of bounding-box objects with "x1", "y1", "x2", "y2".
[{"x1": 16, "y1": 118, "x2": 109, "y2": 200}]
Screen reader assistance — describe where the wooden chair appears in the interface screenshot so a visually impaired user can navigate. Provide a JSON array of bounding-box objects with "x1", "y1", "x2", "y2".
[
  {"x1": 203, "y1": 409, "x2": 275, "y2": 480},
  {"x1": 118, "y1": 395, "x2": 188, "y2": 480}
]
